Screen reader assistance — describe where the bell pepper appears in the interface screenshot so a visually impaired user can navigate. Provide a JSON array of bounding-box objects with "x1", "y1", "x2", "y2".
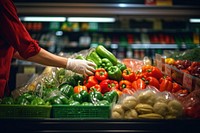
[
  {"x1": 145, "y1": 76, "x2": 160, "y2": 90},
  {"x1": 100, "y1": 58, "x2": 113, "y2": 70},
  {"x1": 94, "y1": 68, "x2": 108, "y2": 81},
  {"x1": 74, "y1": 81, "x2": 88, "y2": 94},
  {"x1": 96, "y1": 45, "x2": 118, "y2": 65},
  {"x1": 99, "y1": 79, "x2": 119, "y2": 94},
  {"x1": 88, "y1": 89, "x2": 103, "y2": 104},
  {"x1": 96, "y1": 100, "x2": 110, "y2": 106},
  {"x1": 103, "y1": 90, "x2": 118, "y2": 103},
  {"x1": 159, "y1": 79, "x2": 173, "y2": 92},
  {"x1": 48, "y1": 95, "x2": 69, "y2": 105},
  {"x1": 83, "y1": 76, "x2": 98, "y2": 89},
  {"x1": 107, "y1": 66, "x2": 122, "y2": 81},
  {"x1": 72, "y1": 93, "x2": 83, "y2": 103},
  {"x1": 117, "y1": 62, "x2": 127, "y2": 72},
  {"x1": 89, "y1": 84, "x2": 102, "y2": 93},
  {"x1": 80, "y1": 90, "x2": 89, "y2": 102},
  {"x1": 68, "y1": 100, "x2": 81, "y2": 105},
  {"x1": 30, "y1": 97, "x2": 46, "y2": 105},
  {"x1": 132, "y1": 78, "x2": 146, "y2": 91},
  {"x1": 1, "y1": 97, "x2": 14, "y2": 104},
  {"x1": 122, "y1": 88, "x2": 135, "y2": 95},
  {"x1": 119, "y1": 80, "x2": 132, "y2": 91},
  {"x1": 76, "y1": 54, "x2": 85, "y2": 60},
  {"x1": 122, "y1": 68, "x2": 136, "y2": 82},
  {"x1": 159, "y1": 75, "x2": 172, "y2": 83},
  {"x1": 172, "y1": 82, "x2": 182, "y2": 93},
  {"x1": 142, "y1": 65, "x2": 163, "y2": 80},
  {"x1": 81, "y1": 102, "x2": 93, "y2": 106},
  {"x1": 86, "y1": 51, "x2": 102, "y2": 66},
  {"x1": 59, "y1": 83, "x2": 74, "y2": 98}
]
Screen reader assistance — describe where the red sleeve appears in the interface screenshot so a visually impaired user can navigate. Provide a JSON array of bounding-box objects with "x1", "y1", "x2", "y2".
[{"x1": 0, "y1": 0, "x2": 41, "y2": 59}]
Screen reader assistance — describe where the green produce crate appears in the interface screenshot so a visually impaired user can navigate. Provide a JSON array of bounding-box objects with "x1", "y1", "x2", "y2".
[
  {"x1": 51, "y1": 105, "x2": 111, "y2": 119},
  {"x1": 0, "y1": 104, "x2": 52, "y2": 118}
]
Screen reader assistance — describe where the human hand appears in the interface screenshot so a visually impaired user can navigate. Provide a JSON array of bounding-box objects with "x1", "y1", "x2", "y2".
[{"x1": 66, "y1": 58, "x2": 96, "y2": 77}]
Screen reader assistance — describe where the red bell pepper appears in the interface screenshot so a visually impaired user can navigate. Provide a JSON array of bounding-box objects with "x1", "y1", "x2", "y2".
[
  {"x1": 122, "y1": 68, "x2": 136, "y2": 82},
  {"x1": 159, "y1": 75, "x2": 172, "y2": 83},
  {"x1": 83, "y1": 76, "x2": 98, "y2": 89},
  {"x1": 122, "y1": 88, "x2": 135, "y2": 95},
  {"x1": 99, "y1": 79, "x2": 119, "y2": 94},
  {"x1": 131, "y1": 78, "x2": 146, "y2": 91},
  {"x1": 159, "y1": 79, "x2": 173, "y2": 92},
  {"x1": 142, "y1": 65, "x2": 163, "y2": 80},
  {"x1": 94, "y1": 68, "x2": 108, "y2": 81},
  {"x1": 119, "y1": 80, "x2": 132, "y2": 91},
  {"x1": 89, "y1": 84, "x2": 102, "y2": 93},
  {"x1": 145, "y1": 76, "x2": 160, "y2": 90},
  {"x1": 172, "y1": 82, "x2": 182, "y2": 93}
]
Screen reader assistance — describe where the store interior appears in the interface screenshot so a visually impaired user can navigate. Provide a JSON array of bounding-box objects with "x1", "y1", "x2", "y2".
[{"x1": 1, "y1": 0, "x2": 200, "y2": 132}]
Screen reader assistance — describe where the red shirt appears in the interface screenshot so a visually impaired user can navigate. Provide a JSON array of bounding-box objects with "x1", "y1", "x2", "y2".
[{"x1": 0, "y1": 0, "x2": 41, "y2": 98}]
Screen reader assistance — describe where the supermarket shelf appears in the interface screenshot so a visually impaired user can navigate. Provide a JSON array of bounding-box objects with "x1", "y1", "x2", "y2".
[
  {"x1": 0, "y1": 118, "x2": 200, "y2": 133},
  {"x1": 108, "y1": 44, "x2": 194, "y2": 49}
]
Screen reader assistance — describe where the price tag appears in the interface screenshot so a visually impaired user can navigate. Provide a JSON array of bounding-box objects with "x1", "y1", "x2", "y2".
[
  {"x1": 157, "y1": 60, "x2": 162, "y2": 71},
  {"x1": 183, "y1": 73, "x2": 193, "y2": 90},
  {"x1": 165, "y1": 64, "x2": 171, "y2": 76}
]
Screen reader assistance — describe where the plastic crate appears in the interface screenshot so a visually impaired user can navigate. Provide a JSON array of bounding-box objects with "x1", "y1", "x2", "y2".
[
  {"x1": 51, "y1": 105, "x2": 111, "y2": 119},
  {"x1": 0, "y1": 104, "x2": 52, "y2": 118}
]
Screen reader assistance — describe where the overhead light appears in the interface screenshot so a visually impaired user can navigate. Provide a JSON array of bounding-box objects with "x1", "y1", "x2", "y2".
[
  {"x1": 189, "y1": 18, "x2": 200, "y2": 23},
  {"x1": 118, "y1": 3, "x2": 128, "y2": 7},
  {"x1": 20, "y1": 17, "x2": 66, "y2": 22},
  {"x1": 67, "y1": 17, "x2": 115, "y2": 22}
]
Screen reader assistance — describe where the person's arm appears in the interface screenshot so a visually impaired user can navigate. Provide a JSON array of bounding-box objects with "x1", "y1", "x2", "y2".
[
  {"x1": 14, "y1": 48, "x2": 67, "y2": 68},
  {"x1": 13, "y1": 48, "x2": 96, "y2": 77}
]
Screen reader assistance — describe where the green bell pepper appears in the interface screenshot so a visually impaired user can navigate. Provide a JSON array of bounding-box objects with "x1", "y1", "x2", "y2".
[
  {"x1": 16, "y1": 96, "x2": 30, "y2": 105},
  {"x1": 100, "y1": 58, "x2": 113, "y2": 70},
  {"x1": 96, "y1": 100, "x2": 110, "y2": 106},
  {"x1": 88, "y1": 89, "x2": 103, "y2": 104},
  {"x1": 117, "y1": 62, "x2": 127, "y2": 72},
  {"x1": 59, "y1": 83, "x2": 74, "y2": 98},
  {"x1": 31, "y1": 97, "x2": 46, "y2": 105},
  {"x1": 80, "y1": 90, "x2": 89, "y2": 102},
  {"x1": 76, "y1": 54, "x2": 85, "y2": 60},
  {"x1": 72, "y1": 93, "x2": 83, "y2": 103},
  {"x1": 107, "y1": 66, "x2": 122, "y2": 81},
  {"x1": 48, "y1": 95, "x2": 69, "y2": 105},
  {"x1": 68, "y1": 100, "x2": 81, "y2": 105},
  {"x1": 81, "y1": 102, "x2": 93, "y2": 106},
  {"x1": 103, "y1": 90, "x2": 118, "y2": 103},
  {"x1": 86, "y1": 51, "x2": 102, "y2": 66},
  {"x1": 96, "y1": 45, "x2": 118, "y2": 65},
  {"x1": 1, "y1": 97, "x2": 14, "y2": 105}
]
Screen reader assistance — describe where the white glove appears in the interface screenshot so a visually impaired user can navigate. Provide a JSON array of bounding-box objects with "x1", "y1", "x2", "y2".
[{"x1": 66, "y1": 58, "x2": 96, "y2": 77}]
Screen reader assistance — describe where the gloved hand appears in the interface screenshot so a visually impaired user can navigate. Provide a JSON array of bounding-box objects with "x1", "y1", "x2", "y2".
[{"x1": 66, "y1": 58, "x2": 96, "y2": 77}]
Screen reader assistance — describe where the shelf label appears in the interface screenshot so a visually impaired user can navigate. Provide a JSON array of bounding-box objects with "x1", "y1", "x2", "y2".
[
  {"x1": 183, "y1": 73, "x2": 193, "y2": 89},
  {"x1": 165, "y1": 64, "x2": 171, "y2": 76},
  {"x1": 157, "y1": 60, "x2": 162, "y2": 71}
]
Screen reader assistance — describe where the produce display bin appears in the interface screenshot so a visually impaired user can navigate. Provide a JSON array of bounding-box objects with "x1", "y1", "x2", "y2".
[
  {"x1": 0, "y1": 104, "x2": 52, "y2": 118},
  {"x1": 51, "y1": 105, "x2": 112, "y2": 119}
]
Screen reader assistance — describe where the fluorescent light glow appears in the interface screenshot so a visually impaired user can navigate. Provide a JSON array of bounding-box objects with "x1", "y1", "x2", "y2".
[
  {"x1": 67, "y1": 17, "x2": 115, "y2": 22},
  {"x1": 21, "y1": 17, "x2": 66, "y2": 22},
  {"x1": 56, "y1": 31, "x2": 63, "y2": 36},
  {"x1": 118, "y1": 3, "x2": 128, "y2": 7},
  {"x1": 189, "y1": 18, "x2": 200, "y2": 23}
]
